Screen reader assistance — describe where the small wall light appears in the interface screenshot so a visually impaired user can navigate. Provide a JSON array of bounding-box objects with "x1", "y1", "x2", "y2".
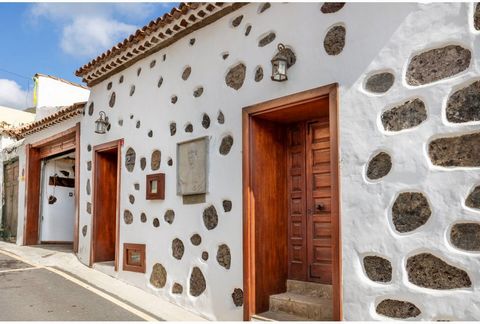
[
  {"x1": 271, "y1": 43, "x2": 296, "y2": 82},
  {"x1": 95, "y1": 111, "x2": 110, "y2": 134}
]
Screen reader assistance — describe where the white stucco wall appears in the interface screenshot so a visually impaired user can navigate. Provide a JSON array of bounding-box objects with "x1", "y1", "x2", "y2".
[
  {"x1": 76, "y1": 2, "x2": 480, "y2": 321},
  {"x1": 35, "y1": 75, "x2": 89, "y2": 118}
]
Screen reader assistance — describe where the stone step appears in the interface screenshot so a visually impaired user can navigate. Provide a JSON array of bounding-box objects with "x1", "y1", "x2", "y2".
[
  {"x1": 269, "y1": 292, "x2": 333, "y2": 321},
  {"x1": 286, "y1": 279, "x2": 333, "y2": 299},
  {"x1": 252, "y1": 310, "x2": 311, "y2": 321}
]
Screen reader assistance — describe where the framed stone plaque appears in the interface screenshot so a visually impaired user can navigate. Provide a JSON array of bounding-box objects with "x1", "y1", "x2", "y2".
[{"x1": 177, "y1": 136, "x2": 209, "y2": 195}]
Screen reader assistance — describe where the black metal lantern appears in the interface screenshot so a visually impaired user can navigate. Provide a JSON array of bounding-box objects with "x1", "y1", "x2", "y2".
[
  {"x1": 271, "y1": 43, "x2": 295, "y2": 82},
  {"x1": 95, "y1": 111, "x2": 110, "y2": 134}
]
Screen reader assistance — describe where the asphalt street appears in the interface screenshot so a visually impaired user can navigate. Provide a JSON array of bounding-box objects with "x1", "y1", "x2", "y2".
[{"x1": 0, "y1": 252, "x2": 148, "y2": 321}]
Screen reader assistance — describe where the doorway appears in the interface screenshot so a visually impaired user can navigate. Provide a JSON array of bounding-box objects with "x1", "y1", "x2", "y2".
[
  {"x1": 2, "y1": 159, "x2": 19, "y2": 242},
  {"x1": 91, "y1": 140, "x2": 121, "y2": 271},
  {"x1": 243, "y1": 84, "x2": 341, "y2": 320}
]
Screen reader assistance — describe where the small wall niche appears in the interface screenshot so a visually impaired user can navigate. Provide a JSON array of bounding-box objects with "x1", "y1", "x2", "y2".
[
  {"x1": 146, "y1": 173, "x2": 165, "y2": 200},
  {"x1": 123, "y1": 243, "x2": 146, "y2": 273}
]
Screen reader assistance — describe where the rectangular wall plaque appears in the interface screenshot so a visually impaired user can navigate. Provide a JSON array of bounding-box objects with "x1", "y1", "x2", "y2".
[
  {"x1": 123, "y1": 243, "x2": 146, "y2": 273},
  {"x1": 177, "y1": 136, "x2": 209, "y2": 196}
]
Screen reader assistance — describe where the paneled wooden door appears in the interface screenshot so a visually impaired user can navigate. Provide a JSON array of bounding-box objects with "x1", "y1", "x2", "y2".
[
  {"x1": 287, "y1": 118, "x2": 332, "y2": 284},
  {"x1": 3, "y1": 160, "x2": 19, "y2": 239}
]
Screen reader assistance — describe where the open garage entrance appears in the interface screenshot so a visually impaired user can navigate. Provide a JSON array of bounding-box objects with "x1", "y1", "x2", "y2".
[
  {"x1": 242, "y1": 85, "x2": 341, "y2": 321},
  {"x1": 23, "y1": 124, "x2": 80, "y2": 252}
]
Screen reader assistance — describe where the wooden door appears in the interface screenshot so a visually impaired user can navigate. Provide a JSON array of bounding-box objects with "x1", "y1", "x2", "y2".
[
  {"x1": 93, "y1": 149, "x2": 118, "y2": 263},
  {"x1": 287, "y1": 118, "x2": 332, "y2": 284},
  {"x1": 3, "y1": 160, "x2": 19, "y2": 239}
]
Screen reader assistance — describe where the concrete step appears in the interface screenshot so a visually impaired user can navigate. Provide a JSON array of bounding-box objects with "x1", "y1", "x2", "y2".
[
  {"x1": 286, "y1": 279, "x2": 333, "y2": 299},
  {"x1": 252, "y1": 310, "x2": 310, "y2": 321},
  {"x1": 269, "y1": 292, "x2": 333, "y2": 321}
]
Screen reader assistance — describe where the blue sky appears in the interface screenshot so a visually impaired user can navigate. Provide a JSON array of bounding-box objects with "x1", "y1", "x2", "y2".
[{"x1": 0, "y1": 2, "x2": 178, "y2": 109}]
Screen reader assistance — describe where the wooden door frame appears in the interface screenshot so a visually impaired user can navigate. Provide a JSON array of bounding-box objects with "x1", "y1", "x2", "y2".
[
  {"x1": 242, "y1": 84, "x2": 341, "y2": 320},
  {"x1": 23, "y1": 123, "x2": 81, "y2": 252},
  {"x1": 90, "y1": 139, "x2": 123, "y2": 271}
]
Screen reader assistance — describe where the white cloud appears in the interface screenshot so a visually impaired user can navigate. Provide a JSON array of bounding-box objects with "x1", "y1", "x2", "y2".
[
  {"x1": 28, "y1": 3, "x2": 158, "y2": 58},
  {"x1": 60, "y1": 17, "x2": 136, "y2": 58},
  {"x1": 0, "y1": 79, "x2": 32, "y2": 109}
]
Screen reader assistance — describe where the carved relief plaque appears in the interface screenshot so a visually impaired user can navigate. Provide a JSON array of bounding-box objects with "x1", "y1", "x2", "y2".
[{"x1": 177, "y1": 137, "x2": 208, "y2": 195}]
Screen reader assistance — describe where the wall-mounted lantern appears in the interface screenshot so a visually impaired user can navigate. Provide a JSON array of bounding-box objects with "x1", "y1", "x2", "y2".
[
  {"x1": 271, "y1": 43, "x2": 296, "y2": 82},
  {"x1": 95, "y1": 111, "x2": 110, "y2": 134}
]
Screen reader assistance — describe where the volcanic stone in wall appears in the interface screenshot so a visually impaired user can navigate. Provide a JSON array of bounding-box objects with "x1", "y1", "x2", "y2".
[
  {"x1": 119, "y1": 75, "x2": 124, "y2": 83},
  {"x1": 182, "y1": 66, "x2": 191, "y2": 81},
  {"x1": 382, "y1": 99, "x2": 427, "y2": 132},
  {"x1": 148, "y1": 130, "x2": 153, "y2": 137},
  {"x1": 190, "y1": 234, "x2": 202, "y2": 246},
  {"x1": 406, "y1": 45, "x2": 471, "y2": 86},
  {"x1": 202, "y1": 114, "x2": 210, "y2": 129},
  {"x1": 258, "y1": 32, "x2": 276, "y2": 47},
  {"x1": 153, "y1": 218, "x2": 160, "y2": 228},
  {"x1": 86, "y1": 179, "x2": 91, "y2": 195},
  {"x1": 446, "y1": 81, "x2": 480, "y2": 123},
  {"x1": 82, "y1": 225, "x2": 87, "y2": 237},
  {"x1": 107, "y1": 82, "x2": 112, "y2": 90},
  {"x1": 255, "y1": 66, "x2": 263, "y2": 82},
  {"x1": 170, "y1": 122, "x2": 176, "y2": 136},
  {"x1": 321, "y1": 2, "x2": 345, "y2": 13},
  {"x1": 134, "y1": 183, "x2": 140, "y2": 190},
  {"x1": 245, "y1": 25, "x2": 252, "y2": 36},
  {"x1": 231, "y1": 15, "x2": 243, "y2": 27},
  {"x1": 407, "y1": 253, "x2": 471, "y2": 289},
  {"x1": 259, "y1": 2, "x2": 270, "y2": 13},
  {"x1": 167, "y1": 158, "x2": 173, "y2": 166},
  {"x1": 185, "y1": 123, "x2": 193, "y2": 133},
  {"x1": 216, "y1": 244, "x2": 231, "y2": 269},
  {"x1": 231, "y1": 288, "x2": 244, "y2": 307},
  {"x1": 220, "y1": 135, "x2": 234, "y2": 155},
  {"x1": 193, "y1": 87, "x2": 203, "y2": 98},
  {"x1": 141, "y1": 212, "x2": 147, "y2": 223},
  {"x1": 87, "y1": 144, "x2": 92, "y2": 152},
  {"x1": 140, "y1": 157, "x2": 146, "y2": 171},
  {"x1": 88, "y1": 102, "x2": 94, "y2": 116},
  {"x1": 136, "y1": 120, "x2": 141, "y2": 129},
  {"x1": 223, "y1": 200, "x2": 232, "y2": 212},
  {"x1": 392, "y1": 192, "x2": 431, "y2": 233},
  {"x1": 130, "y1": 85, "x2": 135, "y2": 96},
  {"x1": 158, "y1": 77, "x2": 163, "y2": 88},
  {"x1": 171, "y1": 95, "x2": 178, "y2": 104},
  {"x1": 125, "y1": 148, "x2": 136, "y2": 172},
  {"x1": 202, "y1": 251, "x2": 209, "y2": 261},
  {"x1": 172, "y1": 283, "x2": 183, "y2": 294},
  {"x1": 222, "y1": 53, "x2": 229, "y2": 60},
  {"x1": 189, "y1": 267, "x2": 206, "y2": 297},
  {"x1": 129, "y1": 195, "x2": 135, "y2": 204},
  {"x1": 109, "y1": 92, "x2": 116, "y2": 108},
  {"x1": 87, "y1": 203, "x2": 92, "y2": 214},
  {"x1": 87, "y1": 161, "x2": 92, "y2": 171},
  {"x1": 150, "y1": 263, "x2": 167, "y2": 288},
  {"x1": 225, "y1": 63, "x2": 246, "y2": 90},
  {"x1": 366, "y1": 152, "x2": 392, "y2": 180},
  {"x1": 475, "y1": 3, "x2": 480, "y2": 30},
  {"x1": 428, "y1": 132, "x2": 480, "y2": 167},
  {"x1": 363, "y1": 256, "x2": 392, "y2": 282},
  {"x1": 376, "y1": 299, "x2": 421, "y2": 319},
  {"x1": 189, "y1": 38, "x2": 195, "y2": 46},
  {"x1": 172, "y1": 238, "x2": 185, "y2": 260},
  {"x1": 450, "y1": 223, "x2": 480, "y2": 251},
  {"x1": 164, "y1": 209, "x2": 175, "y2": 224},
  {"x1": 124, "y1": 210, "x2": 133, "y2": 224},
  {"x1": 151, "y1": 150, "x2": 161, "y2": 171},
  {"x1": 130, "y1": 114, "x2": 134, "y2": 119},
  {"x1": 324, "y1": 26, "x2": 346, "y2": 56},
  {"x1": 365, "y1": 72, "x2": 394, "y2": 94},
  {"x1": 150, "y1": 60, "x2": 156, "y2": 68},
  {"x1": 466, "y1": 186, "x2": 480, "y2": 209},
  {"x1": 137, "y1": 68, "x2": 142, "y2": 76},
  {"x1": 217, "y1": 111, "x2": 225, "y2": 124},
  {"x1": 203, "y1": 205, "x2": 218, "y2": 230}
]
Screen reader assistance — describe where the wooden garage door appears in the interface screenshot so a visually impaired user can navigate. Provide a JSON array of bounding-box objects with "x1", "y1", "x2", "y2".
[{"x1": 3, "y1": 160, "x2": 19, "y2": 238}]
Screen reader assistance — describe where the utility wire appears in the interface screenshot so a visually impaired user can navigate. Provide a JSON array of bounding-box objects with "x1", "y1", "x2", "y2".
[
  {"x1": 0, "y1": 67, "x2": 31, "y2": 80},
  {"x1": 0, "y1": 67, "x2": 33, "y2": 108}
]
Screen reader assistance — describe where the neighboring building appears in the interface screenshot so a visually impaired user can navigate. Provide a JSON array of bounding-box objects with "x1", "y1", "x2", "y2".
[
  {"x1": 0, "y1": 106, "x2": 35, "y2": 241},
  {"x1": 13, "y1": 2, "x2": 480, "y2": 321}
]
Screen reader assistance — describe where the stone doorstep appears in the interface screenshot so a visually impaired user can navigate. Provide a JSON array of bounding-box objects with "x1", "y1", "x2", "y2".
[
  {"x1": 269, "y1": 292, "x2": 333, "y2": 321},
  {"x1": 286, "y1": 279, "x2": 333, "y2": 299},
  {"x1": 252, "y1": 310, "x2": 310, "y2": 322}
]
